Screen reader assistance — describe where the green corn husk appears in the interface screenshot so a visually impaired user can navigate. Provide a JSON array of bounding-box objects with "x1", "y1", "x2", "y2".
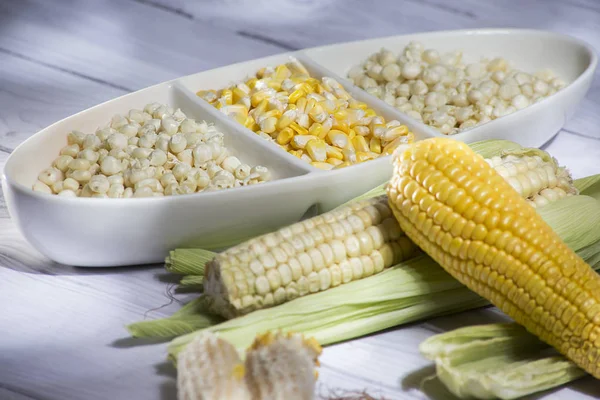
[
  {"x1": 127, "y1": 297, "x2": 224, "y2": 338},
  {"x1": 165, "y1": 249, "x2": 215, "y2": 275},
  {"x1": 419, "y1": 323, "x2": 587, "y2": 399},
  {"x1": 179, "y1": 275, "x2": 205, "y2": 287},
  {"x1": 162, "y1": 193, "x2": 600, "y2": 360}
]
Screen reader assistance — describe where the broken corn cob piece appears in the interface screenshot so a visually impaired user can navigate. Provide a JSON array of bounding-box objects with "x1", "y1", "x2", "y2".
[
  {"x1": 245, "y1": 332, "x2": 321, "y2": 400},
  {"x1": 177, "y1": 333, "x2": 250, "y2": 400},
  {"x1": 177, "y1": 331, "x2": 321, "y2": 400},
  {"x1": 387, "y1": 137, "x2": 600, "y2": 379}
]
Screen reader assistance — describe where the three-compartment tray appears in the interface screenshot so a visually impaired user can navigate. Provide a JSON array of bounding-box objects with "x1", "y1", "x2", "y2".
[{"x1": 2, "y1": 29, "x2": 596, "y2": 267}]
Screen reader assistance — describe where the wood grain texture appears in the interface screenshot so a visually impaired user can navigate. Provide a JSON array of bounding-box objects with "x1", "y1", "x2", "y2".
[{"x1": 1, "y1": 1, "x2": 599, "y2": 399}]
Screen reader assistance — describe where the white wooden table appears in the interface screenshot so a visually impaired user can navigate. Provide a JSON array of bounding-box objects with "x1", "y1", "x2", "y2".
[{"x1": 1, "y1": 1, "x2": 599, "y2": 399}]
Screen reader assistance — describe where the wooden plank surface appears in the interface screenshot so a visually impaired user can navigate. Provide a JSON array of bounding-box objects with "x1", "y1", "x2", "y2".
[{"x1": 1, "y1": 1, "x2": 599, "y2": 399}]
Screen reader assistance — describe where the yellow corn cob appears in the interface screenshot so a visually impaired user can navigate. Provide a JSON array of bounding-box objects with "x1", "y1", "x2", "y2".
[
  {"x1": 245, "y1": 332, "x2": 321, "y2": 400},
  {"x1": 387, "y1": 137, "x2": 600, "y2": 379},
  {"x1": 204, "y1": 196, "x2": 415, "y2": 318}
]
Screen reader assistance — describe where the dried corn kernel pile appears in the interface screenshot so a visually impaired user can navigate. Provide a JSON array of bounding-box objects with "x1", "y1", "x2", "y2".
[
  {"x1": 349, "y1": 42, "x2": 566, "y2": 135},
  {"x1": 33, "y1": 103, "x2": 270, "y2": 198},
  {"x1": 197, "y1": 58, "x2": 413, "y2": 170}
]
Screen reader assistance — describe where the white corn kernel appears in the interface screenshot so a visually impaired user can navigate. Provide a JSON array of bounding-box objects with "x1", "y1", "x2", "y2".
[
  {"x1": 251, "y1": 165, "x2": 271, "y2": 181},
  {"x1": 161, "y1": 116, "x2": 179, "y2": 135},
  {"x1": 88, "y1": 175, "x2": 110, "y2": 194},
  {"x1": 83, "y1": 134, "x2": 102, "y2": 150},
  {"x1": 58, "y1": 189, "x2": 77, "y2": 197},
  {"x1": 38, "y1": 167, "x2": 63, "y2": 186},
  {"x1": 100, "y1": 156, "x2": 121, "y2": 176},
  {"x1": 32, "y1": 180, "x2": 52, "y2": 194},
  {"x1": 133, "y1": 186, "x2": 154, "y2": 198},
  {"x1": 169, "y1": 134, "x2": 187, "y2": 154}
]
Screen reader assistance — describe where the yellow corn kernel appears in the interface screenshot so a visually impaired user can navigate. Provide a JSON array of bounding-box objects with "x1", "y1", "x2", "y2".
[
  {"x1": 332, "y1": 120, "x2": 350, "y2": 134},
  {"x1": 289, "y1": 122, "x2": 308, "y2": 136},
  {"x1": 288, "y1": 88, "x2": 306, "y2": 104},
  {"x1": 326, "y1": 130, "x2": 349, "y2": 149},
  {"x1": 299, "y1": 82, "x2": 314, "y2": 95},
  {"x1": 354, "y1": 126, "x2": 370, "y2": 137},
  {"x1": 382, "y1": 135, "x2": 413, "y2": 155},
  {"x1": 261, "y1": 109, "x2": 282, "y2": 120},
  {"x1": 381, "y1": 125, "x2": 409, "y2": 142},
  {"x1": 220, "y1": 90, "x2": 233, "y2": 106},
  {"x1": 232, "y1": 88, "x2": 248, "y2": 104},
  {"x1": 277, "y1": 109, "x2": 297, "y2": 130},
  {"x1": 288, "y1": 150, "x2": 303, "y2": 158},
  {"x1": 280, "y1": 144, "x2": 291, "y2": 152},
  {"x1": 251, "y1": 92, "x2": 271, "y2": 108},
  {"x1": 304, "y1": 77, "x2": 320, "y2": 89},
  {"x1": 325, "y1": 145, "x2": 344, "y2": 160},
  {"x1": 326, "y1": 158, "x2": 343, "y2": 166},
  {"x1": 370, "y1": 137, "x2": 382, "y2": 153},
  {"x1": 276, "y1": 128, "x2": 295, "y2": 145},
  {"x1": 352, "y1": 136, "x2": 370, "y2": 153},
  {"x1": 287, "y1": 59, "x2": 310, "y2": 76},
  {"x1": 348, "y1": 99, "x2": 368, "y2": 110},
  {"x1": 387, "y1": 137, "x2": 600, "y2": 380},
  {"x1": 291, "y1": 135, "x2": 318, "y2": 150},
  {"x1": 265, "y1": 80, "x2": 281, "y2": 91},
  {"x1": 275, "y1": 64, "x2": 292, "y2": 80},
  {"x1": 320, "y1": 100, "x2": 336, "y2": 114},
  {"x1": 364, "y1": 109, "x2": 377, "y2": 118},
  {"x1": 300, "y1": 153, "x2": 312, "y2": 163},
  {"x1": 305, "y1": 139, "x2": 327, "y2": 162},
  {"x1": 356, "y1": 152, "x2": 378, "y2": 163},
  {"x1": 246, "y1": 77, "x2": 258, "y2": 89},
  {"x1": 310, "y1": 162, "x2": 335, "y2": 170},
  {"x1": 296, "y1": 98, "x2": 308, "y2": 114},
  {"x1": 308, "y1": 123, "x2": 325, "y2": 139},
  {"x1": 252, "y1": 99, "x2": 268, "y2": 116},
  {"x1": 220, "y1": 104, "x2": 248, "y2": 125},
  {"x1": 244, "y1": 115, "x2": 257, "y2": 130},
  {"x1": 334, "y1": 110, "x2": 348, "y2": 121},
  {"x1": 348, "y1": 129, "x2": 356, "y2": 141},
  {"x1": 259, "y1": 117, "x2": 278, "y2": 134},
  {"x1": 343, "y1": 148, "x2": 357, "y2": 163},
  {"x1": 196, "y1": 90, "x2": 218, "y2": 103},
  {"x1": 334, "y1": 161, "x2": 352, "y2": 169}
]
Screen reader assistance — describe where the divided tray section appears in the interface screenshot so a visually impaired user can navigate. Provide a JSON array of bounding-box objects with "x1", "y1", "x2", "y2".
[{"x1": 302, "y1": 29, "x2": 597, "y2": 148}]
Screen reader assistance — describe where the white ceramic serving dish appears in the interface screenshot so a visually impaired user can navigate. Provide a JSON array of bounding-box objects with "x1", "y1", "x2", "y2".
[{"x1": 2, "y1": 29, "x2": 596, "y2": 267}]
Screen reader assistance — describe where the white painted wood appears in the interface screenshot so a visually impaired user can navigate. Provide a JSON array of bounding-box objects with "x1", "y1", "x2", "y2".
[{"x1": 1, "y1": 0, "x2": 600, "y2": 399}]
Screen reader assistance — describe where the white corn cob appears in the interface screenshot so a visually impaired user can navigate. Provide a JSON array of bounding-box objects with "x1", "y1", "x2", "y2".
[{"x1": 204, "y1": 196, "x2": 416, "y2": 318}]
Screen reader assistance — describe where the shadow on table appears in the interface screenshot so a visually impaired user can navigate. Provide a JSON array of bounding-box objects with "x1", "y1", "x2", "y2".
[
  {"x1": 156, "y1": 362, "x2": 177, "y2": 400},
  {"x1": 401, "y1": 365, "x2": 563, "y2": 400},
  {"x1": 111, "y1": 336, "x2": 172, "y2": 348}
]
